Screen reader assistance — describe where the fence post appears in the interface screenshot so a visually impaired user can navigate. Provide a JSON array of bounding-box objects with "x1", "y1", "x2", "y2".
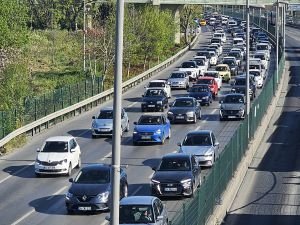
[
  {"x1": 84, "y1": 80, "x2": 87, "y2": 98},
  {"x1": 77, "y1": 83, "x2": 80, "y2": 102},
  {"x1": 61, "y1": 88, "x2": 64, "y2": 109},
  {"x1": 53, "y1": 90, "x2": 56, "y2": 112},
  {"x1": 69, "y1": 85, "x2": 72, "y2": 106},
  {"x1": 1, "y1": 111, "x2": 4, "y2": 138},
  {"x1": 34, "y1": 98, "x2": 37, "y2": 121},
  {"x1": 44, "y1": 94, "x2": 47, "y2": 116}
]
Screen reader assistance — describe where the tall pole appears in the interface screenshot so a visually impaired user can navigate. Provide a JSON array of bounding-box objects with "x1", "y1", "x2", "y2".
[
  {"x1": 111, "y1": 0, "x2": 124, "y2": 225},
  {"x1": 276, "y1": 0, "x2": 279, "y2": 88},
  {"x1": 83, "y1": 0, "x2": 86, "y2": 73},
  {"x1": 283, "y1": 4, "x2": 286, "y2": 55},
  {"x1": 246, "y1": 0, "x2": 250, "y2": 116},
  {"x1": 266, "y1": 10, "x2": 269, "y2": 32}
]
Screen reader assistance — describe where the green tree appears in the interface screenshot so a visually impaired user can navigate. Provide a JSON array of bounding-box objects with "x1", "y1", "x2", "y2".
[{"x1": 0, "y1": 0, "x2": 29, "y2": 48}]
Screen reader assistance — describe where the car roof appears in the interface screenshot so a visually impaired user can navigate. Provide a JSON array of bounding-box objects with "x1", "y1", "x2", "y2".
[
  {"x1": 186, "y1": 130, "x2": 212, "y2": 135},
  {"x1": 45, "y1": 136, "x2": 74, "y2": 142},
  {"x1": 198, "y1": 76, "x2": 214, "y2": 80},
  {"x1": 150, "y1": 80, "x2": 166, "y2": 83},
  {"x1": 120, "y1": 196, "x2": 155, "y2": 205},
  {"x1": 101, "y1": 106, "x2": 114, "y2": 111},
  {"x1": 216, "y1": 64, "x2": 228, "y2": 67},
  {"x1": 81, "y1": 163, "x2": 111, "y2": 171},
  {"x1": 162, "y1": 153, "x2": 191, "y2": 159}
]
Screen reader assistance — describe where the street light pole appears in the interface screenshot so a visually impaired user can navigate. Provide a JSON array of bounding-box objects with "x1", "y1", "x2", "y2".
[
  {"x1": 83, "y1": 0, "x2": 86, "y2": 73},
  {"x1": 246, "y1": 0, "x2": 250, "y2": 116},
  {"x1": 111, "y1": 1, "x2": 124, "y2": 225},
  {"x1": 276, "y1": 0, "x2": 279, "y2": 87}
]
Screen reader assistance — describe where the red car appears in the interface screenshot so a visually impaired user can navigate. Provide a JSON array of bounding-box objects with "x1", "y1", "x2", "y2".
[{"x1": 196, "y1": 77, "x2": 218, "y2": 97}]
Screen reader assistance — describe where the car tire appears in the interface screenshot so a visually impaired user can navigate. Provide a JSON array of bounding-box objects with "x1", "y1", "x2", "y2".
[
  {"x1": 66, "y1": 163, "x2": 72, "y2": 176},
  {"x1": 76, "y1": 157, "x2": 81, "y2": 169},
  {"x1": 193, "y1": 114, "x2": 197, "y2": 124},
  {"x1": 125, "y1": 122, "x2": 130, "y2": 132},
  {"x1": 198, "y1": 111, "x2": 202, "y2": 120},
  {"x1": 220, "y1": 117, "x2": 224, "y2": 121},
  {"x1": 167, "y1": 128, "x2": 171, "y2": 139},
  {"x1": 122, "y1": 183, "x2": 129, "y2": 198},
  {"x1": 133, "y1": 141, "x2": 138, "y2": 146},
  {"x1": 160, "y1": 135, "x2": 165, "y2": 145}
]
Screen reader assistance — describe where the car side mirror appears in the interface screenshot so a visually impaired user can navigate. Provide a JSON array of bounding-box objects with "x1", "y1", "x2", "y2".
[
  {"x1": 37, "y1": 148, "x2": 41, "y2": 152},
  {"x1": 92, "y1": 116, "x2": 96, "y2": 119},
  {"x1": 105, "y1": 215, "x2": 111, "y2": 221},
  {"x1": 177, "y1": 142, "x2": 182, "y2": 147},
  {"x1": 133, "y1": 122, "x2": 137, "y2": 125},
  {"x1": 69, "y1": 178, "x2": 74, "y2": 183}
]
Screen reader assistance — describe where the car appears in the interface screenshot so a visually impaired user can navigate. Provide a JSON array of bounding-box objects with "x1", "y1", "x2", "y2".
[
  {"x1": 233, "y1": 37, "x2": 245, "y2": 46},
  {"x1": 210, "y1": 37, "x2": 222, "y2": 46},
  {"x1": 219, "y1": 93, "x2": 245, "y2": 121},
  {"x1": 188, "y1": 84, "x2": 213, "y2": 106},
  {"x1": 35, "y1": 136, "x2": 81, "y2": 176},
  {"x1": 65, "y1": 164, "x2": 128, "y2": 213},
  {"x1": 151, "y1": 153, "x2": 201, "y2": 197},
  {"x1": 254, "y1": 51, "x2": 269, "y2": 69},
  {"x1": 196, "y1": 76, "x2": 218, "y2": 97},
  {"x1": 203, "y1": 71, "x2": 222, "y2": 90},
  {"x1": 178, "y1": 130, "x2": 220, "y2": 167},
  {"x1": 193, "y1": 58, "x2": 208, "y2": 76},
  {"x1": 133, "y1": 115, "x2": 171, "y2": 145},
  {"x1": 167, "y1": 71, "x2": 189, "y2": 89},
  {"x1": 249, "y1": 69, "x2": 264, "y2": 88},
  {"x1": 230, "y1": 47, "x2": 244, "y2": 60},
  {"x1": 194, "y1": 55, "x2": 209, "y2": 68},
  {"x1": 231, "y1": 76, "x2": 256, "y2": 100},
  {"x1": 208, "y1": 45, "x2": 221, "y2": 56},
  {"x1": 249, "y1": 59, "x2": 267, "y2": 79},
  {"x1": 213, "y1": 32, "x2": 226, "y2": 43},
  {"x1": 215, "y1": 64, "x2": 231, "y2": 83},
  {"x1": 208, "y1": 51, "x2": 218, "y2": 66},
  {"x1": 222, "y1": 57, "x2": 239, "y2": 76},
  {"x1": 91, "y1": 107, "x2": 129, "y2": 138},
  {"x1": 178, "y1": 61, "x2": 199, "y2": 81},
  {"x1": 255, "y1": 43, "x2": 270, "y2": 60},
  {"x1": 145, "y1": 80, "x2": 171, "y2": 98},
  {"x1": 227, "y1": 51, "x2": 242, "y2": 67},
  {"x1": 105, "y1": 196, "x2": 168, "y2": 225},
  {"x1": 168, "y1": 97, "x2": 201, "y2": 123},
  {"x1": 141, "y1": 89, "x2": 168, "y2": 112},
  {"x1": 211, "y1": 42, "x2": 223, "y2": 54},
  {"x1": 200, "y1": 19, "x2": 207, "y2": 26}
]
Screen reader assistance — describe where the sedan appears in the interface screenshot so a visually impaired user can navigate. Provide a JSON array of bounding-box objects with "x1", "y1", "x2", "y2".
[
  {"x1": 167, "y1": 97, "x2": 201, "y2": 123},
  {"x1": 151, "y1": 153, "x2": 201, "y2": 197},
  {"x1": 188, "y1": 84, "x2": 212, "y2": 106},
  {"x1": 106, "y1": 196, "x2": 168, "y2": 225},
  {"x1": 65, "y1": 164, "x2": 128, "y2": 213},
  {"x1": 167, "y1": 71, "x2": 189, "y2": 89},
  {"x1": 178, "y1": 130, "x2": 219, "y2": 167},
  {"x1": 133, "y1": 115, "x2": 171, "y2": 145},
  {"x1": 141, "y1": 89, "x2": 168, "y2": 112}
]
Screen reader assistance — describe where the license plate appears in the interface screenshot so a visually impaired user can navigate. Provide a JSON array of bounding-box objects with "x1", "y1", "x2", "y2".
[
  {"x1": 228, "y1": 116, "x2": 236, "y2": 118},
  {"x1": 176, "y1": 116, "x2": 184, "y2": 119},
  {"x1": 141, "y1": 136, "x2": 151, "y2": 140},
  {"x1": 78, "y1": 206, "x2": 91, "y2": 211},
  {"x1": 44, "y1": 166, "x2": 56, "y2": 169},
  {"x1": 165, "y1": 188, "x2": 177, "y2": 191},
  {"x1": 148, "y1": 105, "x2": 155, "y2": 107},
  {"x1": 100, "y1": 128, "x2": 109, "y2": 131}
]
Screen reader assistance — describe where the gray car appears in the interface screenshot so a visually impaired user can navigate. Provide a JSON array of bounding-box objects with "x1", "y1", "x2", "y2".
[
  {"x1": 91, "y1": 107, "x2": 129, "y2": 138},
  {"x1": 167, "y1": 97, "x2": 201, "y2": 124},
  {"x1": 219, "y1": 93, "x2": 245, "y2": 121},
  {"x1": 106, "y1": 196, "x2": 169, "y2": 225},
  {"x1": 167, "y1": 71, "x2": 189, "y2": 89},
  {"x1": 178, "y1": 130, "x2": 219, "y2": 167}
]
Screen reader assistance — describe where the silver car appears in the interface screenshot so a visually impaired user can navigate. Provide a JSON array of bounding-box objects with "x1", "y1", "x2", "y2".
[
  {"x1": 219, "y1": 93, "x2": 245, "y2": 120},
  {"x1": 106, "y1": 196, "x2": 169, "y2": 225},
  {"x1": 178, "y1": 130, "x2": 219, "y2": 167},
  {"x1": 91, "y1": 107, "x2": 129, "y2": 138},
  {"x1": 167, "y1": 71, "x2": 189, "y2": 89}
]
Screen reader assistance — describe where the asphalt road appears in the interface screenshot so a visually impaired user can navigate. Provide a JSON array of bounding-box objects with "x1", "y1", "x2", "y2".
[
  {"x1": 224, "y1": 26, "x2": 300, "y2": 225},
  {"x1": 0, "y1": 26, "x2": 273, "y2": 225}
]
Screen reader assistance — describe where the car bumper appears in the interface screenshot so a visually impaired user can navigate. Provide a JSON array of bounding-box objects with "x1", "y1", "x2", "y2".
[
  {"x1": 35, "y1": 163, "x2": 69, "y2": 174},
  {"x1": 170, "y1": 83, "x2": 187, "y2": 88},
  {"x1": 195, "y1": 155, "x2": 214, "y2": 167},
  {"x1": 141, "y1": 104, "x2": 163, "y2": 111},
  {"x1": 220, "y1": 110, "x2": 245, "y2": 119},
  {"x1": 92, "y1": 128, "x2": 113, "y2": 136},
  {"x1": 151, "y1": 183, "x2": 193, "y2": 197},
  {"x1": 65, "y1": 198, "x2": 109, "y2": 212},
  {"x1": 168, "y1": 114, "x2": 195, "y2": 123},
  {"x1": 133, "y1": 133, "x2": 163, "y2": 143}
]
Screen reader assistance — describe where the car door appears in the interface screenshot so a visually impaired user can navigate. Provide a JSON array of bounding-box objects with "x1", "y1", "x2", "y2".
[
  {"x1": 161, "y1": 116, "x2": 168, "y2": 138},
  {"x1": 211, "y1": 132, "x2": 219, "y2": 157}
]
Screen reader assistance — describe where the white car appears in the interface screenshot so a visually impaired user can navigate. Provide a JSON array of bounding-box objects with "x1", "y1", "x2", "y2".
[
  {"x1": 230, "y1": 48, "x2": 244, "y2": 60},
  {"x1": 211, "y1": 43, "x2": 223, "y2": 55},
  {"x1": 213, "y1": 32, "x2": 226, "y2": 43},
  {"x1": 249, "y1": 69, "x2": 264, "y2": 88},
  {"x1": 35, "y1": 136, "x2": 81, "y2": 176},
  {"x1": 208, "y1": 51, "x2": 218, "y2": 66},
  {"x1": 193, "y1": 58, "x2": 208, "y2": 76},
  {"x1": 145, "y1": 80, "x2": 171, "y2": 98},
  {"x1": 194, "y1": 56, "x2": 209, "y2": 68},
  {"x1": 256, "y1": 43, "x2": 270, "y2": 60},
  {"x1": 254, "y1": 51, "x2": 269, "y2": 69},
  {"x1": 233, "y1": 37, "x2": 245, "y2": 46},
  {"x1": 178, "y1": 61, "x2": 199, "y2": 81}
]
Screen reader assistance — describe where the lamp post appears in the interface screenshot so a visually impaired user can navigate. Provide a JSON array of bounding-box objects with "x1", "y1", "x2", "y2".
[{"x1": 83, "y1": 0, "x2": 87, "y2": 73}]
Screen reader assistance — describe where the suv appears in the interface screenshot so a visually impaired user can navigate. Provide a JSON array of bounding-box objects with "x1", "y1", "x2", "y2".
[
  {"x1": 91, "y1": 107, "x2": 129, "y2": 138},
  {"x1": 35, "y1": 136, "x2": 81, "y2": 176},
  {"x1": 219, "y1": 93, "x2": 245, "y2": 121},
  {"x1": 141, "y1": 89, "x2": 168, "y2": 112},
  {"x1": 151, "y1": 153, "x2": 201, "y2": 197}
]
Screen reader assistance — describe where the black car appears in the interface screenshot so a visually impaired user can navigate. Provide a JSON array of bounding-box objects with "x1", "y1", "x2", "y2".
[
  {"x1": 167, "y1": 97, "x2": 201, "y2": 123},
  {"x1": 141, "y1": 89, "x2": 168, "y2": 112},
  {"x1": 151, "y1": 153, "x2": 201, "y2": 197},
  {"x1": 231, "y1": 76, "x2": 256, "y2": 100},
  {"x1": 188, "y1": 84, "x2": 213, "y2": 106},
  {"x1": 65, "y1": 164, "x2": 128, "y2": 213},
  {"x1": 222, "y1": 59, "x2": 239, "y2": 76}
]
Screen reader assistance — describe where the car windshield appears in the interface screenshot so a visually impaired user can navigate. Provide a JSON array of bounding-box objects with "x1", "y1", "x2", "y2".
[
  {"x1": 182, "y1": 134, "x2": 212, "y2": 146},
  {"x1": 74, "y1": 169, "x2": 110, "y2": 184},
  {"x1": 119, "y1": 205, "x2": 154, "y2": 224},
  {"x1": 138, "y1": 116, "x2": 162, "y2": 125},
  {"x1": 148, "y1": 82, "x2": 165, "y2": 88},
  {"x1": 223, "y1": 95, "x2": 244, "y2": 103},
  {"x1": 254, "y1": 54, "x2": 266, "y2": 60},
  {"x1": 158, "y1": 158, "x2": 191, "y2": 171},
  {"x1": 223, "y1": 60, "x2": 235, "y2": 66},
  {"x1": 196, "y1": 79, "x2": 212, "y2": 85},
  {"x1": 98, "y1": 110, "x2": 113, "y2": 119},
  {"x1": 170, "y1": 73, "x2": 185, "y2": 78},
  {"x1": 250, "y1": 65, "x2": 260, "y2": 70},
  {"x1": 173, "y1": 99, "x2": 194, "y2": 107},
  {"x1": 145, "y1": 89, "x2": 164, "y2": 96},
  {"x1": 235, "y1": 79, "x2": 246, "y2": 85},
  {"x1": 204, "y1": 73, "x2": 218, "y2": 78},
  {"x1": 42, "y1": 141, "x2": 68, "y2": 152},
  {"x1": 195, "y1": 60, "x2": 205, "y2": 66},
  {"x1": 216, "y1": 66, "x2": 227, "y2": 71},
  {"x1": 181, "y1": 62, "x2": 196, "y2": 68},
  {"x1": 232, "y1": 87, "x2": 246, "y2": 94},
  {"x1": 190, "y1": 86, "x2": 209, "y2": 92},
  {"x1": 257, "y1": 45, "x2": 268, "y2": 50},
  {"x1": 228, "y1": 52, "x2": 239, "y2": 58}
]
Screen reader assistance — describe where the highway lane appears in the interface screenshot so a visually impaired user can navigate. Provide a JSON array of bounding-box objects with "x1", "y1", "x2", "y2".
[
  {"x1": 224, "y1": 26, "x2": 300, "y2": 225},
  {"x1": 0, "y1": 25, "x2": 271, "y2": 225}
]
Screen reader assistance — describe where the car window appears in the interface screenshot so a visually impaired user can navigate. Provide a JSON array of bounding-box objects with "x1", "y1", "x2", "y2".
[
  {"x1": 173, "y1": 99, "x2": 194, "y2": 107},
  {"x1": 149, "y1": 82, "x2": 165, "y2": 88},
  {"x1": 216, "y1": 66, "x2": 227, "y2": 71},
  {"x1": 74, "y1": 169, "x2": 110, "y2": 184},
  {"x1": 170, "y1": 73, "x2": 185, "y2": 78},
  {"x1": 145, "y1": 89, "x2": 164, "y2": 96},
  {"x1": 138, "y1": 116, "x2": 162, "y2": 125},
  {"x1": 182, "y1": 134, "x2": 212, "y2": 146},
  {"x1": 191, "y1": 86, "x2": 209, "y2": 92},
  {"x1": 204, "y1": 73, "x2": 218, "y2": 78},
  {"x1": 119, "y1": 205, "x2": 154, "y2": 224},
  {"x1": 158, "y1": 158, "x2": 191, "y2": 171},
  {"x1": 196, "y1": 79, "x2": 212, "y2": 85},
  {"x1": 224, "y1": 95, "x2": 244, "y2": 103},
  {"x1": 98, "y1": 110, "x2": 113, "y2": 119},
  {"x1": 42, "y1": 141, "x2": 68, "y2": 153}
]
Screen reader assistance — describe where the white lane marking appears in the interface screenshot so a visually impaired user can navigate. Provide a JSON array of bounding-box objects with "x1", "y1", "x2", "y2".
[
  {"x1": 0, "y1": 162, "x2": 35, "y2": 184},
  {"x1": 101, "y1": 152, "x2": 112, "y2": 161},
  {"x1": 46, "y1": 185, "x2": 68, "y2": 201},
  {"x1": 128, "y1": 102, "x2": 138, "y2": 108},
  {"x1": 148, "y1": 172, "x2": 154, "y2": 179},
  {"x1": 100, "y1": 221, "x2": 109, "y2": 225},
  {"x1": 131, "y1": 186, "x2": 143, "y2": 196},
  {"x1": 11, "y1": 208, "x2": 35, "y2": 225}
]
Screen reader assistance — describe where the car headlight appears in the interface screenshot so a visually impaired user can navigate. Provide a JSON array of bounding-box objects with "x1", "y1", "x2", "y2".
[
  {"x1": 186, "y1": 111, "x2": 194, "y2": 117},
  {"x1": 35, "y1": 158, "x2": 42, "y2": 164},
  {"x1": 97, "y1": 191, "x2": 109, "y2": 201},
  {"x1": 180, "y1": 179, "x2": 192, "y2": 188},
  {"x1": 205, "y1": 152, "x2": 213, "y2": 157},
  {"x1": 65, "y1": 191, "x2": 73, "y2": 199},
  {"x1": 133, "y1": 130, "x2": 138, "y2": 134},
  {"x1": 151, "y1": 179, "x2": 160, "y2": 184},
  {"x1": 157, "y1": 101, "x2": 163, "y2": 105},
  {"x1": 58, "y1": 159, "x2": 68, "y2": 164},
  {"x1": 156, "y1": 129, "x2": 162, "y2": 134},
  {"x1": 167, "y1": 111, "x2": 173, "y2": 115}
]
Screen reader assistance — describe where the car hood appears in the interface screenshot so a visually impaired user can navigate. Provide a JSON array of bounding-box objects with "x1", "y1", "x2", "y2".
[
  {"x1": 221, "y1": 103, "x2": 244, "y2": 110},
  {"x1": 69, "y1": 183, "x2": 110, "y2": 196},
  {"x1": 218, "y1": 71, "x2": 229, "y2": 75},
  {"x1": 134, "y1": 125, "x2": 162, "y2": 132},
  {"x1": 152, "y1": 171, "x2": 193, "y2": 183},
  {"x1": 169, "y1": 107, "x2": 195, "y2": 114},
  {"x1": 93, "y1": 119, "x2": 113, "y2": 128},
  {"x1": 143, "y1": 96, "x2": 164, "y2": 102},
  {"x1": 37, "y1": 152, "x2": 69, "y2": 162},
  {"x1": 168, "y1": 78, "x2": 186, "y2": 83},
  {"x1": 180, "y1": 146, "x2": 214, "y2": 155}
]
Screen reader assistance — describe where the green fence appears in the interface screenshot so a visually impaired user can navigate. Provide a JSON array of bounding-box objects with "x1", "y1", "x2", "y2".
[
  {"x1": 171, "y1": 12, "x2": 285, "y2": 225},
  {"x1": 0, "y1": 77, "x2": 103, "y2": 139}
]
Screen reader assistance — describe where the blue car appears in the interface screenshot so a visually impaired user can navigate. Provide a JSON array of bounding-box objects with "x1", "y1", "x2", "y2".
[
  {"x1": 133, "y1": 115, "x2": 171, "y2": 145},
  {"x1": 188, "y1": 84, "x2": 213, "y2": 106}
]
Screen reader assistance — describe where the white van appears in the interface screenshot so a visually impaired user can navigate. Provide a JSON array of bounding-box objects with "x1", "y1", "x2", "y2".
[
  {"x1": 256, "y1": 43, "x2": 270, "y2": 60},
  {"x1": 213, "y1": 33, "x2": 226, "y2": 43},
  {"x1": 249, "y1": 59, "x2": 266, "y2": 79}
]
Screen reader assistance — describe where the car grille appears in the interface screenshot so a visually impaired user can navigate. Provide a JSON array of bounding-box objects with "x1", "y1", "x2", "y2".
[
  {"x1": 139, "y1": 132, "x2": 154, "y2": 135},
  {"x1": 39, "y1": 169, "x2": 63, "y2": 172},
  {"x1": 160, "y1": 183, "x2": 182, "y2": 194},
  {"x1": 94, "y1": 130, "x2": 112, "y2": 134},
  {"x1": 76, "y1": 195, "x2": 97, "y2": 202},
  {"x1": 225, "y1": 110, "x2": 240, "y2": 115},
  {"x1": 40, "y1": 161, "x2": 59, "y2": 166}
]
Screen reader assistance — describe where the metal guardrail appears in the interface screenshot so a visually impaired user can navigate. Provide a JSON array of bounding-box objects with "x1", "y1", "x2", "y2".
[{"x1": 0, "y1": 32, "x2": 201, "y2": 148}]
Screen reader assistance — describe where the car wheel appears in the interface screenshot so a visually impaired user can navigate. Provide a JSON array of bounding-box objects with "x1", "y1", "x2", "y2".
[
  {"x1": 206, "y1": 102, "x2": 210, "y2": 106},
  {"x1": 76, "y1": 157, "x2": 81, "y2": 168},
  {"x1": 125, "y1": 122, "x2": 130, "y2": 132},
  {"x1": 167, "y1": 128, "x2": 171, "y2": 139},
  {"x1": 123, "y1": 183, "x2": 128, "y2": 198},
  {"x1": 66, "y1": 163, "x2": 72, "y2": 176},
  {"x1": 193, "y1": 114, "x2": 197, "y2": 124},
  {"x1": 160, "y1": 135, "x2": 165, "y2": 145},
  {"x1": 198, "y1": 111, "x2": 202, "y2": 120},
  {"x1": 220, "y1": 117, "x2": 224, "y2": 121}
]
